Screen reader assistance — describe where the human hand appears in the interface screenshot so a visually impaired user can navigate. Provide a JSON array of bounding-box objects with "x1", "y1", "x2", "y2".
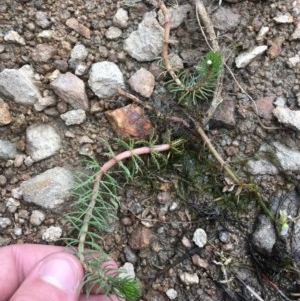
[{"x1": 0, "y1": 244, "x2": 122, "y2": 301}]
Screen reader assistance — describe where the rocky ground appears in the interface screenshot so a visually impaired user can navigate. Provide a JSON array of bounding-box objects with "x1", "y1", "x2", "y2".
[{"x1": 1, "y1": 0, "x2": 300, "y2": 300}]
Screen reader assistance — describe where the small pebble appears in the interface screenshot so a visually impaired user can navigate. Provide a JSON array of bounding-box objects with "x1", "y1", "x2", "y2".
[
  {"x1": 42, "y1": 226, "x2": 62, "y2": 242},
  {"x1": 192, "y1": 228, "x2": 207, "y2": 248},
  {"x1": 166, "y1": 288, "x2": 178, "y2": 300}
]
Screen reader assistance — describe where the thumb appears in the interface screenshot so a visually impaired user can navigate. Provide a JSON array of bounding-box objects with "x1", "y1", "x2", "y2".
[{"x1": 10, "y1": 252, "x2": 84, "y2": 301}]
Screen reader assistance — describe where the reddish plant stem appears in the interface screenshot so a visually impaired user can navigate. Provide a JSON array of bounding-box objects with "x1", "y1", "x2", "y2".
[{"x1": 78, "y1": 143, "x2": 173, "y2": 265}]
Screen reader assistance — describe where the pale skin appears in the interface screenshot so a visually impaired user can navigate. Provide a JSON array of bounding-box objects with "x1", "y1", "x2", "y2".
[{"x1": 0, "y1": 244, "x2": 123, "y2": 301}]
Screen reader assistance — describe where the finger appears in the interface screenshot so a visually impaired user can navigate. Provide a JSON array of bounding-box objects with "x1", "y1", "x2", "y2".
[
  {"x1": 0, "y1": 244, "x2": 69, "y2": 301},
  {"x1": 10, "y1": 251, "x2": 84, "y2": 301}
]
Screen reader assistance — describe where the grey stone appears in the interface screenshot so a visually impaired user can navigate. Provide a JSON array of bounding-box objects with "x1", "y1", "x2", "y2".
[
  {"x1": 42, "y1": 226, "x2": 62, "y2": 242},
  {"x1": 35, "y1": 11, "x2": 51, "y2": 29},
  {"x1": 246, "y1": 159, "x2": 278, "y2": 175},
  {"x1": 292, "y1": 23, "x2": 300, "y2": 40},
  {"x1": 0, "y1": 66, "x2": 42, "y2": 105},
  {"x1": 6, "y1": 198, "x2": 20, "y2": 213},
  {"x1": 272, "y1": 142, "x2": 300, "y2": 171},
  {"x1": 0, "y1": 140, "x2": 17, "y2": 160},
  {"x1": 252, "y1": 215, "x2": 276, "y2": 255},
  {"x1": 212, "y1": 7, "x2": 241, "y2": 31},
  {"x1": 273, "y1": 107, "x2": 300, "y2": 131},
  {"x1": 20, "y1": 166, "x2": 74, "y2": 210},
  {"x1": 70, "y1": 44, "x2": 88, "y2": 61},
  {"x1": 128, "y1": 68, "x2": 155, "y2": 98},
  {"x1": 166, "y1": 289, "x2": 178, "y2": 300},
  {"x1": 124, "y1": 246, "x2": 138, "y2": 263},
  {"x1": 88, "y1": 61, "x2": 124, "y2": 98},
  {"x1": 0, "y1": 217, "x2": 11, "y2": 228},
  {"x1": 113, "y1": 8, "x2": 129, "y2": 28},
  {"x1": 105, "y1": 26, "x2": 122, "y2": 40},
  {"x1": 273, "y1": 13, "x2": 293, "y2": 24},
  {"x1": 4, "y1": 30, "x2": 25, "y2": 45},
  {"x1": 124, "y1": 11, "x2": 164, "y2": 62},
  {"x1": 50, "y1": 72, "x2": 89, "y2": 110},
  {"x1": 235, "y1": 46, "x2": 268, "y2": 68},
  {"x1": 26, "y1": 124, "x2": 61, "y2": 162},
  {"x1": 158, "y1": 4, "x2": 192, "y2": 29},
  {"x1": 31, "y1": 44, "x2": 57, "y2": 63},
  {"x1": 60, "y1": 109, "x2": 86, "y2": 125},
  {"x1": 30, "y1": 210, "x2": 45, "y2": 226}
]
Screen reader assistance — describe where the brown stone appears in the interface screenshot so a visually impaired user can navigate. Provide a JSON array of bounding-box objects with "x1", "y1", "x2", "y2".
[
  {"x1": 191, "y1": 254, "x2": 209, "y2": 269},
  {"x1": 105, "y1": 104, "x2": 153, "y2": 139},
  {"x1": 0, "y1": 101, "x2": 12, "y2": 125},
  {"x1": 129, "y1": 225, "x2": 151, "y2": 250},
  {"x1": 268, "y1": 36, "x2": 284, "y2": 59},
  {"x1": 66, "y1": 18, "x2": 91, "y2": 39},
  {"x1": 255, "y1": 96, "x2": 274, "y2": 120}
]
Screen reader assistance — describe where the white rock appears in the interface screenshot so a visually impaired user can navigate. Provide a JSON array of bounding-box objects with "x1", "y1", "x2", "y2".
[
  {"x1": 34, "y1": 95, "x2": 57, "y2": 112},
  {"x1": 105, "y1": 26, "x2": 122, "y2": 40},
  {"x1": 14, "y1": 227, "x2": 22, "y2": 236},
  {"x1": 272, "y1": 142, "x2": 300, "y2": 171},
  {"x1": 292, "y1": 23, "x2": 300, "y2": 40},
  {"x1": 4, "y1": 30, "x2": 25, "y2": 45},
  {"x1": 119, "y1": 262, "x2": 135, "y2": 279},
  {"x1": 37, "y1": 30, "x2": 53, "y2": 39},
  {"x1": 288, "y1": 55, "x2": 300, "y2": 68},
  {"x1": 0, "y1": 66, "x2": 42, "y2": 105},
  {"x1": 0, "y1": 140, "x2": 17, "y2": 160},
  {"x1": 88, "y1": 61, "x2": 125, "y2": 98},
  {"x1": 273, "y1": 13, "x2": 293, "y2": 24},
  {"x1": 26, "y1": 124, "x2": 61, "y2": 162},
  {"x1": 113, "y1": 8, "x2": 129, "y2": 28},
  {"x1": 166, "y1": 288, "x2": 178, "y2": 300},
  {"x1": 235, "y1": 46, "x2": 268, "y2": 68},
  {"x1": 61, "y1": 109, "x2": 86, "y2": 125},
  {"x1": 192, "y1": 228, "x2": 207, "y2": 248},
  {"x1": 42, "y1": 226, "x2": 62, "y2": 242},
  {"x1": 30, "y1": 210, "x2": 46, "y2": 226},
  {"x1": 20, "y1": 167, "x2": 74, "y2": 210},
  {"x1": 0, "y1": 217, "x2": 11, "y2": 228},
  {"x1": 70, "y1": 44, "x2": 88, "y2": 61},
  {"x1": 256, "y1": 26, "x2": 269, "y2": 41},
  {"x1": 124, "y1": 11, "x2": 164, "y2": 62},
  {"x1": 6, "y1": 198, "x2": 20, "y2": 213},
  {"x1": 246, "y1": 159, "x2": 278, "y2": 175},
  {"x1": 273, "y1": 107, "x2": 300, "y2": 131},
  {"x1": 179, "y1": 272, "x2": 199, "y2": 285}
]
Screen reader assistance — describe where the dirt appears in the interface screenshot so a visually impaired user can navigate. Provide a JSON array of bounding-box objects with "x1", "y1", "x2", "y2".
[{"x1": 1, "y1": 0, "x2": 300, "y2": 300}]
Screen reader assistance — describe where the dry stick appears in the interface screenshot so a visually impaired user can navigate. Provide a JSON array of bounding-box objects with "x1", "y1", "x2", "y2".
[
  {"x1": 78, "y1": 143, "x2": 173, "y2": 268},
  {"x1": 195, "y1": 0, "x2": 224, "y2": 126}
]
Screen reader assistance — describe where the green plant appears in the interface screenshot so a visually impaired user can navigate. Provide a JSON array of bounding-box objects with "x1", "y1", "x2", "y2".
[
  {"x1": 159, "y1": 1, "x2": 222, "y2": 105},
  {"x1": 64, "y1": 138, "x2": 184, "y2": 300}
]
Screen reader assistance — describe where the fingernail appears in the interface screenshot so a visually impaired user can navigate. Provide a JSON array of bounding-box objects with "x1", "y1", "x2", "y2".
[{"x1": 39, "y1": 257, "x2": 80, "y2": 293}]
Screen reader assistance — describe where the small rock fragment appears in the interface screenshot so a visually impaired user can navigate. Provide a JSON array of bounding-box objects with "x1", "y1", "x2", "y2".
[
  {"x1": 246, "y1": 159, "x2": 278, "y2": 175},
  {"x1": 4, "y1": 30, "x2": 25, "y2": 45},
  {"x1": 60, "y1": 109, "x2": 86, "y2": 125},
  {"x1": 70, "y1": 44, "x2": 88, "y2": 61},
  {"x1": 235, "y1": 46, "x2": 268, "y2": 68},
  {"x1": 35, "y1": 11, "x2": 51, "y2": 29},
  {"x1": 6, "y1": 198, "x2": 20, "y2": 213},
  {"x1": 192, "y1": 228, "x2": 207, "y2": 248},
  {"x1": 26, "y1": 124, "x2": 61, "y2": 162},
  {"x1": 212, "y1": 7, "x2": 241, "y2": 31},
  {"x1": 113, "y1": 8, "x2": 129, "y2": 28},
  {"x1": 129, "y1": 226, "x2": 151, "y2": 250},
  {"x1": 0, "y1": 217, "x2": 11, "y2": 228},
  {"x1": 50, "y1": 72, "x2": 89, "y2": 110},
  {"x1": 119, "y1": 262, "x2": 135, "y2": 279},
  {"x1": 292, "y1": 23, "x2": 300, "y2": 40},
  {"x1": 256, "y1": 26, "x2": 269, "y2": 41},
  {"x1": 166, "y1": 289, "x2": 178, "y2": 300},
  {"x1": 42, "y1": 226, "x2": 62, "y2": 242},
  {"x1": 20, "y1": 167, "x2": 74, "y2": 210},
  {"x1": 0, "y1": 140, "x2": 17, "y2": 160},
  {"x1": 30, "y1": 210, "x2": 45, "y2": 226},
  {"x1": 66, "y1": 18, "x2": 91, "y2": 39},
  {"x1": 105, "y1": 26, "x2": 122, "y2": 40},
  {"x1": 273, "y1": 107, "x2": 300, "y2": 131},
  {"x1": 0, "y1": 100, "x2": 12, "y2": 125},
  {"x1": 179, "y1": 272, "x2": 199, "y2": 285},
  {"x1": 32, "y1": 43, "x2": 57, "y2": 63},
  {"x1": 255, "y1": 96, "x2": 274, "y2": 120},
  {"x1": 124, "y1": 11, "x2": 164, "y2": 62},
  {"x1": 105, "y1": 104, "x2": 153, "y2": 139},
  {"x1": 191, "y1": 255, "x2": 209, "y2": 269},
  {"x1": 273, "y1": 13, "x2": 293, "y2": 24},
  {"x1": 128, "y1": 68, "x2": 155, "y2": 98},
  {"x1": 252, "y1": 215, "x2": 276, "y2": 255},
  {"x1": 89, "y1": 61, "x2": 124, "y2": 98}
]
